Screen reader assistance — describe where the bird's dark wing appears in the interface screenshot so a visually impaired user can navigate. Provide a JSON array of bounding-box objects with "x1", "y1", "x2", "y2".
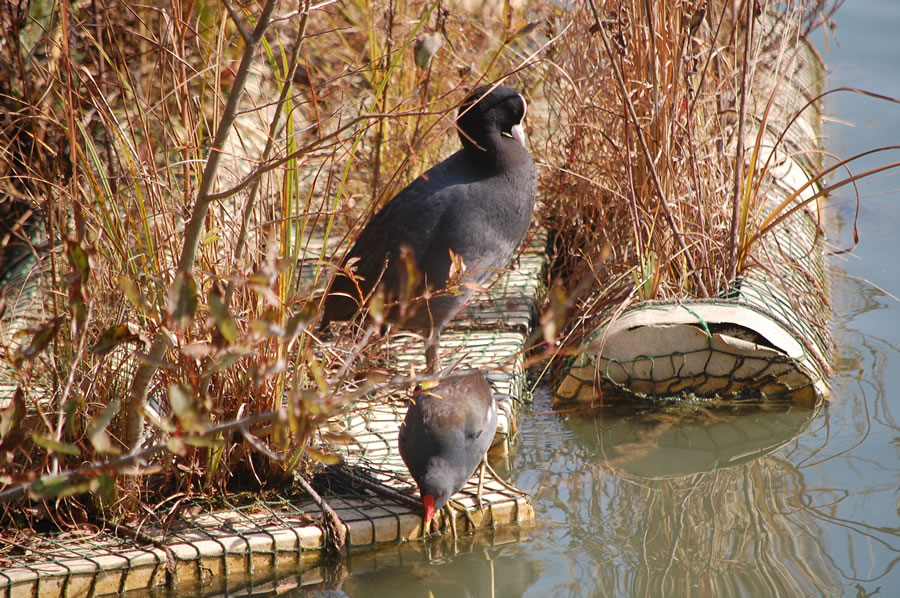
[{"x1": 322, "y1": 152, "x2": 474, "y2": 323}]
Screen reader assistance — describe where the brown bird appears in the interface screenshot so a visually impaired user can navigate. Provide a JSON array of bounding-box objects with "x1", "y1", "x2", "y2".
[{"x1": 398, "y1": 371, "x2": 498, "y2": 534}]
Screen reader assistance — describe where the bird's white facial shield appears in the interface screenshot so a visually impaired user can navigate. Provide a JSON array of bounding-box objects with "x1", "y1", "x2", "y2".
[
  {"x1": 511, "y1": 94, "x2": 527, "y2": 147},
  {"x1": 511, "y1": 123, "x2": 526, "y2": 147}
]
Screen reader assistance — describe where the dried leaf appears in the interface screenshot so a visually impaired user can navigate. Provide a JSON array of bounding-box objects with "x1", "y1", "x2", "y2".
[
  {"x1": 250, "y1": 316, "x2": 286, "y2": 337},
  {"x1": 90, "y1": 324, "x2": 138, "y2": 356},
  {"x1": 447, "y1": 249, "x2": 467, "y2": 283},
  {"x1": 285, "y1": 303, "x2": 316, "y2": 340},
  {"x1": 167, "y1": 272, "x2": 198, "y2": 329},
  {"x1": 0, "y1": 388, "x2": 26, "y2": 453},
  {"x1": 0, "y1": 388, "x2": 25, "y2": 441},
  {"x1": 204, "y1": 349, "x2": 249, "y2": 375},
  {"x1": 540, "y1": 282, "x2": 568, "y2": 345},
  {"x1": 305, "y1": 446, "x2": 341, "y2": 465},
  {"x1": 320, "y1": 431, "x2": 356, "y2": 445},
  {"x1": 166, "y1": 436, "x2": 187, "y2": 456},
  {"x1": 181, "y1": 342, "x2": 212, "y2": 359},
  {"x1": 183, "y1": 434, "x2": 224, "y2": 448},
  {"x1": 414, "y1": 32, "x2": 443, "y2": 69},
  {"x1": 68, "y1": 280, "x2": 88, "y2": 338},
  {"x1": 87, "y1": 400, "x2": 121, "y2": 455},
  {"x1": 169, "y1": 383, "x2": 207, "y2": 433},
  {"x1": 12, "y1": 316, "x2": 64, "y2": 368},
  {"x1": 508, "y1": 20, "x2": 541, "y2": 42}
]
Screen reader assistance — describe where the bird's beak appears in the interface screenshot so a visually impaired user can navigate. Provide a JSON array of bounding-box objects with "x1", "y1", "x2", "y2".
[
  {"x1": 423, "y1": 494, "x2": 435, "y2": 534},
  {"x1": 511, "y1": 123, "x2": 527, "y2": 148}
]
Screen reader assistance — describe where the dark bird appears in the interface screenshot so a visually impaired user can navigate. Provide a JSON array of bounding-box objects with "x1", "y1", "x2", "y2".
[
  {"x1": 321, "y1": 84, "x2": 537, "y2": 370},
  {"x1": 398, "y1": 370, "x2": 498, "y2": 534}
]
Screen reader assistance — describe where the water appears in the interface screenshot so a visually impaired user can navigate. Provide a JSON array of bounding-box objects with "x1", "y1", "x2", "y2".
[{"x1": 216, "y1": 3, "x2": 900, "y2": 596}]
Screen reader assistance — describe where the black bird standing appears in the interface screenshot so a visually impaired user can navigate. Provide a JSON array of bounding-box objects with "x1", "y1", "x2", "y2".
[
  {"x1": 398, "y1": 371, "x2": 498, "y2": 534},
  {"x1": 321, "y1": 84, "x2": 537, "y2": 370}
]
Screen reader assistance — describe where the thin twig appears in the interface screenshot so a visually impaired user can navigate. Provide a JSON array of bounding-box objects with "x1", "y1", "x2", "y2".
[
  {"x1": 224, "y1": 0, "x2": 311, "y2": 309},
  {"x1": 0, "y1": 413, "x2": 273, "y2": 504},
  {"x1": 294, "y1": 473, "x2": 347, "y2": 554}
]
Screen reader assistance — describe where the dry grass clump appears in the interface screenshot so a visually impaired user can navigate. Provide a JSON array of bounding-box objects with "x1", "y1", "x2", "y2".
[
  {"x1": 0, "y1": 0, "x2": 552, "y2": 530},
  {"x1": 536, "y1": 0, "x2": 841, "y2": 351}
]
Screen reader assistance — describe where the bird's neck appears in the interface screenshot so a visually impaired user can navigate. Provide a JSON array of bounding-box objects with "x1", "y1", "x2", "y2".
[{"x1": 461, "y1": 135, "x2": 529, "y2": 173}]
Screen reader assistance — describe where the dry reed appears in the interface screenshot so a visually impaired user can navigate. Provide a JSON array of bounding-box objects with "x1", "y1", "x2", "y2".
[{"x1": 0, "y1": 0, "x2": 851, "y2": 532}]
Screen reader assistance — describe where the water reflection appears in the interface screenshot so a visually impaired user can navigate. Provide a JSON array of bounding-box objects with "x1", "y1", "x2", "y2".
[
  {"x1": 174, "y1": 537, "x2": 542, "y2": 597},
  {"x1": 561, "y1": 402, "x2": 817, "y2": 479},
  {"x1": 333, "y1": 542, "x2": 541, "y2": 597},
  {"x1": 163, "y1": 16, "x2": 900, "y2": 592},
  {"x1": 512, "y1": 393, "x2": 845, "y2": 597}
]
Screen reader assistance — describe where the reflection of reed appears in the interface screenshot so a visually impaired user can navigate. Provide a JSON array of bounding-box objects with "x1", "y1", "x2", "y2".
[
  {"x1": 331, "y1": 541, "x2": 542, "y2": 597},
  {"x1": 797, "y1": 267, "x2": 900, "y2": 586},
  {"x1": 626, "y1": 460, "x2": 841, "y2": 597},
  {"x1": 604, "y1": 458, "x2": 840, "y2": 596},
  {"x1": 514, "y1": 395, "x2": 843, "y2": 596}
]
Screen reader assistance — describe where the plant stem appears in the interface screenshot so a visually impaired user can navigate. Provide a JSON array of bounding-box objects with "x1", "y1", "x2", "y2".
[
  {"x1": 224, "y1": 0, "x2": 311, "y2": 309},
  {"x1": 586, "y1": 0, "x2": 708, "y2": 297},
  {"x1": 728, "y1": 0, "x2": 754, "y2": 283},
  {"x1": 124, "y1": 0, "x2": 279, "y2": 449}
]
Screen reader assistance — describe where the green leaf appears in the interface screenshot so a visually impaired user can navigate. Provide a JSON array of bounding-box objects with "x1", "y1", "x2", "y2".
[
  {"x1": 90, "y1": 474, "x2": 116, "y2": 501},
  {"x1": 209, "y1": 288, "x2": 239, "y2": 344},
  {"x1": 66, "y1": 238, "x2": 92, "y2": 283},
  {"x1": 29, "y1": 475, "x2": 90, "y2": 499},
  {"x1": 207, "y1": 434, "x2": 225, "y2": 476},
  {"x1": 31, "y1": 433, "x2": 80, "y2": 456}
]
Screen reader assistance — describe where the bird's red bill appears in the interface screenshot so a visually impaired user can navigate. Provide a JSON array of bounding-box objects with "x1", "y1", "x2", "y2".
[{"x1": 423, "y1": 494, "x2": 435, "y2": 526}]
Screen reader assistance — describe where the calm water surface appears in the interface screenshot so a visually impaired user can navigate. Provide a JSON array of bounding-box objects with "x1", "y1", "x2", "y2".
[{"x1": 200, "y1": 3, "x2": 899, "y2": 596}]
